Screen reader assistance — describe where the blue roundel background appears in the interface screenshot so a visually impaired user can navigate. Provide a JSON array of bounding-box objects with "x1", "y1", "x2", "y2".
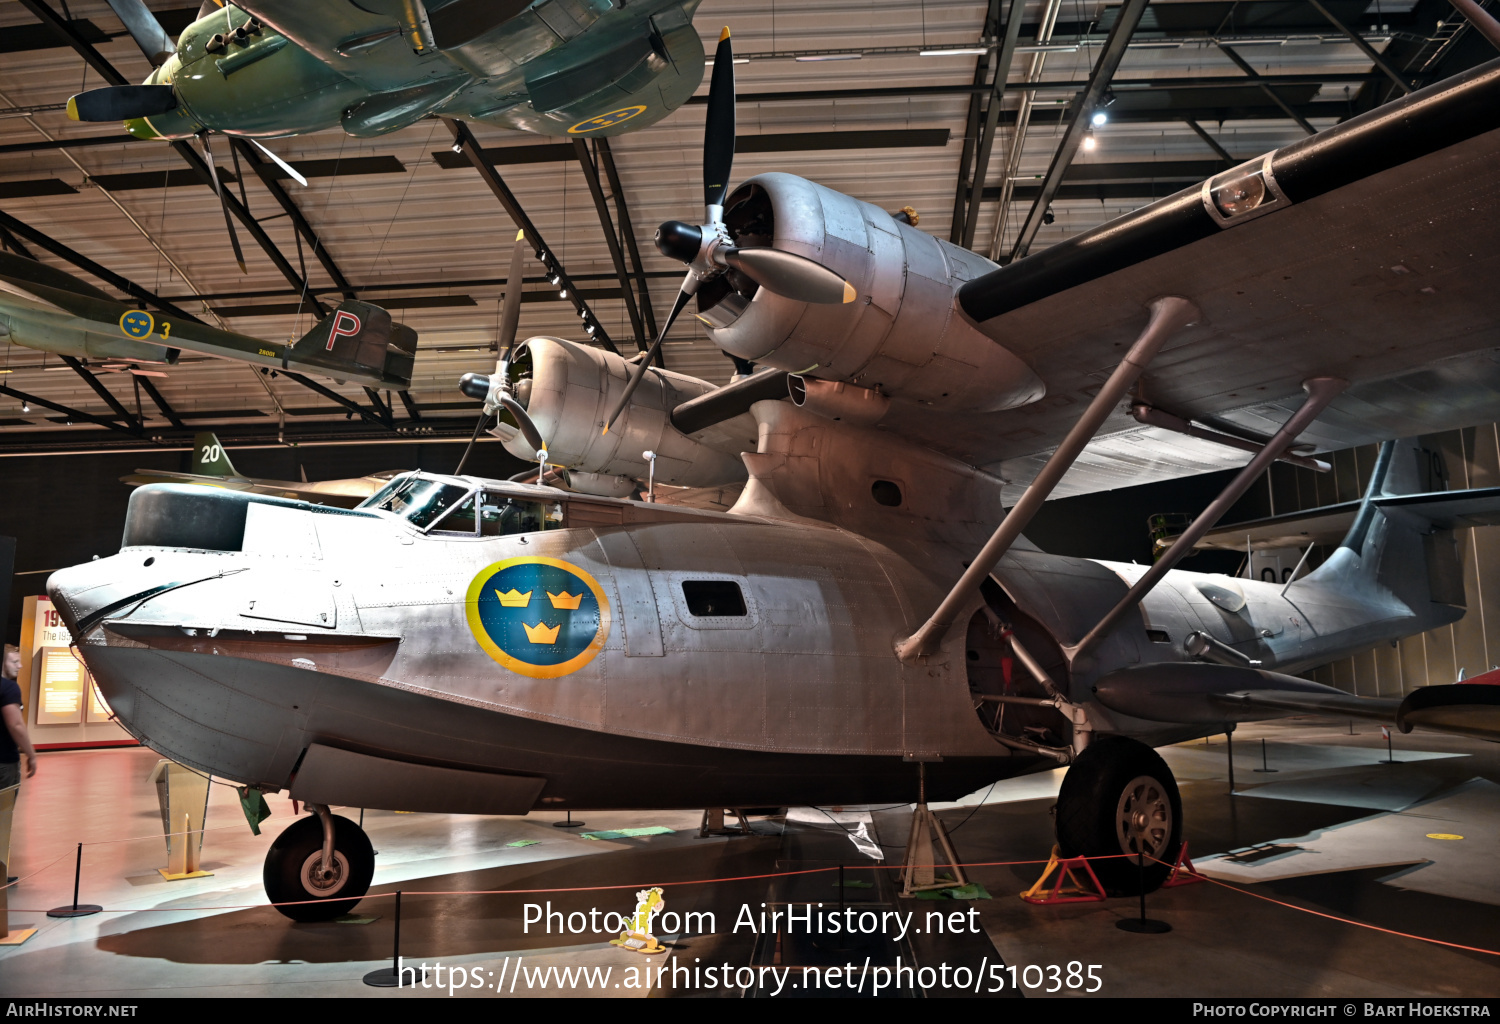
[{"x1": 472, "y1": 561, "x2": 603, "y2": 669}]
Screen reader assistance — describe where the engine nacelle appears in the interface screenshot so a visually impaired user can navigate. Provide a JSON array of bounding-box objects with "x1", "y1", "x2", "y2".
[
  {"x1": 492, "y1": 336, "x2": 748, "y2": 487},
  {"x1": 699, "y1": 172, "x2": 1045, "y2": 413}
]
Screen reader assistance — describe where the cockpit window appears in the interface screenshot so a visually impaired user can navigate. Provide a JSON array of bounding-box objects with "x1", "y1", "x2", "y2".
[
  {"x1": 370, "y1": 477, "x2": 471, "y2": 530},
  {"x1": 431, "y1": 494, "x2": 479, "y2": 534},
  {"x1": 479, "y1": 493, "x2": 563, "y2": 536}
]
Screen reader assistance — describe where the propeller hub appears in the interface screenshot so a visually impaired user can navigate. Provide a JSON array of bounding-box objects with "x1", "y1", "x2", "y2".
[
  {"x1": 655, "y1": 221, "x2": 704, "y2": 264},
  {"x1": 458, "y1": 372, "x2": 490, "y2": 402}
]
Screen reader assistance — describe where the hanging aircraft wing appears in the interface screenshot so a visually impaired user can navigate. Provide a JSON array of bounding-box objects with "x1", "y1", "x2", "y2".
[{"x1": 885, "y1": 58, "x2": 1500, "y2": 502}]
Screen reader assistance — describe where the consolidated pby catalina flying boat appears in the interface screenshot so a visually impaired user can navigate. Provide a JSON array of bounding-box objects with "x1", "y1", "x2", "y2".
[{"x1": 46, "y1": 30, "x2": 1500, "y2": 920}]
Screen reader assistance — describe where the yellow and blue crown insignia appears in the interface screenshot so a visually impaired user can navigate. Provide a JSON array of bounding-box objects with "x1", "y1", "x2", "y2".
[
  {"x1": 522, "y1": 621, "x2": 561, "y2": 644},
  {"x1": 467, "y1": 557, "x2": 612, "y2": 679}
]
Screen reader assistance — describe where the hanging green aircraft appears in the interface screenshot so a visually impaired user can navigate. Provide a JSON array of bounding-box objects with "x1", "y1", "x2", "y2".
[
  {"x1": 0, "y1": 251, "x2": 417, "y2": 389},
  {"x1": 68, "y1": 0, "x2": 706, "y2": 142}
]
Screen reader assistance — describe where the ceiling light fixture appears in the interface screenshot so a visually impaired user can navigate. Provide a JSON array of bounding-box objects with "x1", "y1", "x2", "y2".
[
  {"x1": 1092, "y1": 111, "x2": 1108, "y2": 126},
  {"x1": 795, "y1": 53, "x2": 862, "y2": 62},
  {"x1": 919, "y1": 47, "x2": 989, "y2": 56}
]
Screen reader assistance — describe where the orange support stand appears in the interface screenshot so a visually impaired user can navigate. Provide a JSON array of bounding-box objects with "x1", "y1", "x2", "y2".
[
  {"x1": 1161, "y1": 841, "x2": 1206, "y2": 888},
  {"x1": 1020, "y1": 846, "x2": 1108, "y2": 904}
]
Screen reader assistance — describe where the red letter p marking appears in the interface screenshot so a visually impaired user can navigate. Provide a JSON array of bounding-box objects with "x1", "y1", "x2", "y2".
[{"x1": 327, "y1": 310, "x2": 362, "y2": 351}]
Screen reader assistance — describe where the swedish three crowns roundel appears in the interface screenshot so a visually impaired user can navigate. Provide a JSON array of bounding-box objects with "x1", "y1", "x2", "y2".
[{"x1": 466, "y1": 557, "x2": 611, "y2": 678}]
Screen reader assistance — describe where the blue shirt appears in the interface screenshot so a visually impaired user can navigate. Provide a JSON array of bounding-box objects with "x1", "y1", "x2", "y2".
[{"x1": 0, "y1": 677, "x2": 20, "y2": 764}]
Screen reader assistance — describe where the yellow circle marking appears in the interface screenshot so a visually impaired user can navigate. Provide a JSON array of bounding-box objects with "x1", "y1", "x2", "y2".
[
  {"x1": 119, "y1": 309, "x2": 155, "y2": 339},
  {"x1": 568, "y1": 105, "x2": 648, "y2": 135},
  {"x1": 1426, "y1": 833, "x2": 1464, "y2": 841},
  {"x1": 465, "y1": 556, "x2": 611, "y2": 679}
]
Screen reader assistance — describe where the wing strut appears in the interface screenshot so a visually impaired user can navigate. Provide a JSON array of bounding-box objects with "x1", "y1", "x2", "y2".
[
  {"x1": 894, "y1": 295, "x2": 1199, "y2": 664},
  {"x1": 1066, "y1": 375, "x2": 1347, "y2": 662}
]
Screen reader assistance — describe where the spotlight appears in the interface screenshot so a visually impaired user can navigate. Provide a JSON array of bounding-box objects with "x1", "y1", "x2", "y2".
[
  {"x1": 1091, "y1": 111, "x2": 1108, "y2": 127},
  {"x1": 1083, "y1": 130, "x2": 1097, "y2": 151},
  {"x1": 1043, "y1": 207, "x2": 1055, "y2": 226},
  {"x1": 559, "y1": 288, "x2": 567, "y2": 299},
  {"x1": 21, "y1": 401, "x2": 29, "y2": 413},
  {"x1": 548, "y1": 274, "x2": 560, "y2": 286},
  {"x1": 1102, "y1": 87, "x2": 1117, "y2": 107},
  {"x1": 450, "y1": 141, "x2": 463, "y2": 153},
  {"x1": 586, "y1": 323, "x2": 597, "y2": 335}
]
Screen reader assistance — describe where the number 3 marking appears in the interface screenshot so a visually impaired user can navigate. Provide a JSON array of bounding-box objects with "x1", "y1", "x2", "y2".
[{"x1": 160, "y1": 322, "x2": 171, "y2": 338}]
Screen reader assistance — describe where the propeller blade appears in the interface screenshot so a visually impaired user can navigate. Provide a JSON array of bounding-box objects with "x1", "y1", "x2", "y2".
[
  {"x1": 723, "y1": 247, "x2": 856, "y2": 305},
  {"x1": 249, "y1": 138, "x2": 307, "y2": 187},
  {"x1": 499, "y1": 394, "x2": 545, "y2": 453},
  {"x1": 603, "y1": 277, "x2": 697, "y2": 435},
  {"x1": 497, "y1": 228, "x2": 526, "y2": 359},
  {"x1": 703, "y1": 27, "x2": 736, "y2": 210},
  {"x1": 200, "y1": 134, "x2": 248, "y2": 274},
  {"x1": 103, "y1": 0, "x2": 176, "y2": 66},
  {"x1": 67, "y1": 85, "x2": 176, "y2": 122}
]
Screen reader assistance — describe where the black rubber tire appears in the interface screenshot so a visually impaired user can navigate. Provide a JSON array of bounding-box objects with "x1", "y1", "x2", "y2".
[
  {"x1": 1055, "y1": 735, "x2": 1182, "y2": 897},
  {"x1": 263, "y1": 813, "x2": 374, "y2": 922}
]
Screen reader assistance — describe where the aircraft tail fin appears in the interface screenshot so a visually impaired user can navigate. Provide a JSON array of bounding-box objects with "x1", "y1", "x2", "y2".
[
  {"x1": 1308, "y1": 438, "x2": 1500, "y2": 611},
  {"x1": 189, "y1": 432, "x2": 238, "y2": 478},
  {"x1": 287, "y1": 300, "x2": 418, "y2": 388}
]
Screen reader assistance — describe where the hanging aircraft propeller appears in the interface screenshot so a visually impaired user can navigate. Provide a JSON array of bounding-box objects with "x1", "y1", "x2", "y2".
[
  {"x1": 600, "y1": 27, "x2": 855, "y2": 435},
  {"x1": 96, "y1": 363, "x2": 169, "y2": 378},
  {"x1": 455, "y1": 230, "x2": 545, "y2": 474},
  {"x1": 67, "y1": 0, "x2": 307, "y2": 274}
]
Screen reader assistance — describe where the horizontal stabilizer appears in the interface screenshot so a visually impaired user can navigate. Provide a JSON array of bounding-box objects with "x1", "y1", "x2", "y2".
[
  {"x1": 68, "y1": 85, "x2": 177, "y2": 122},
  {"x1": 1191, "y1": 485, "x2": 1500, "y2": 552},
  {"x1": 1095, "y1": 663, "x2": 1500, "y2": 741}
]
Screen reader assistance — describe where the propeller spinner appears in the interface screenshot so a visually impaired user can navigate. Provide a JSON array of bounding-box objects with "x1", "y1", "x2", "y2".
[{"x1": 601, "y1": 27, "x2": 854, "y2": 435}]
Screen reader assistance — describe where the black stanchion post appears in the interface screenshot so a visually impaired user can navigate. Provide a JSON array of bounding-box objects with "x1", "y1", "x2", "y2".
[
  {"x1": 1116, "y1": 846, "x2": 1171, "y2": 934},
  {"x1": 1226, "y1": 729, "x2": 1235, "y2": 793},
  {"x1": 1254, "y1": 737, "x2": 1278, "y2": 774},
  {"x1": 47, "y1": 843, "x2": 101, "y2": 919},
  {"x1": 364, "y1": 890, "x2": 425, "y2": 987}
]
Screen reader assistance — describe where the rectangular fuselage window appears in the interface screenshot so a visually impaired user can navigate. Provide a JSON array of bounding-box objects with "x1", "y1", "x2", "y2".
[{"x1": 681, "y1": 580, "x2": 747, "y2": 618}]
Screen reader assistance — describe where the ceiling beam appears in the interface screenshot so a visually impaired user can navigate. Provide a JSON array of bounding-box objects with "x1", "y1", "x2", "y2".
[
  {"x1": 1215, "y1": 42, "x2": 1318, "y2": 133},
  {"x1": 230, "y1": 139, "x2": 356, "y2": 301},
  {"x1": 1308, "y1": 0, "x2": 1414, "y2": 94},
  {"x1": 962, "y1": 0, "x2": 1026, "y2": 250},
  {"x1": 1184, "y1": 117, "x2": 1237, "y2": 163},
  {"x1": 1010, "y1": 0, "x2": 1151, "y2": 262},
  {"x1": 0, "y1": 209, "x2": 205, "y2": 323},
  {"x1": 134, "y1": 373, "x2": 184, "y2": 429},
  {"x1": 0, "y1": 382, "x2": 147, "y2": 440},
  {"x1": 950, "y1": 0, "x2": 1004, "y2": 244},
  {"x1": 59, "y1": 355, "x2": 141, "y2": 431},
  {"x1": 695, "y1": 73, "x2": 1394, "y2": 106},
  {"x1": 279, "y1": 371, "x2": 391, "y2": 430},
  {"x1": 444, "y1": 118, "x2": 618, "y2": 355},
  {"x1": 595, "y1": 138, "x2": 659, "y2": 352},
  {"x1": 397, "y1": 390, "x2": 422, "y2": 422},
  {"x1": 572, "y1": 139, "x2": 648, "y2": 352}
]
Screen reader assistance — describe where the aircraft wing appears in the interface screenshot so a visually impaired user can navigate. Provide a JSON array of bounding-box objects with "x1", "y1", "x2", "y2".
[
  {"x1": 1215, "y1": 684, "x2": 1500, "y2": 742},
  {"x1": 1188, "y1": 486, "x2": 1500, "y2": 551},
  {"x1": 893, "y1": 59, "x2": 1500, "y2": 501}
]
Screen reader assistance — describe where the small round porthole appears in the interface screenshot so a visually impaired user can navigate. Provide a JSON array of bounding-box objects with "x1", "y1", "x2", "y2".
[{"x1": 871, "y1": 480, "x2": 903, "y2": 507}]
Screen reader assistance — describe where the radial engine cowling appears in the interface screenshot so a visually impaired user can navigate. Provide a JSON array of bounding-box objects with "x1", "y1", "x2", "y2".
[
  {"x1": 698, "y1": 172, "x2": 1044, "y2": 413},
  {"x1": 492, "y1": 337, "x2": 748, "y2": 488}
]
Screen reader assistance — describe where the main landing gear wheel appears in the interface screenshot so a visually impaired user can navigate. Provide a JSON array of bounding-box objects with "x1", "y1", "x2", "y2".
[
  {"x1": 264, "y1": 812, "x2": 374, "y2": 922},
  {"x1": 1055, "y1": 735, "x2": 1182, "y2": 896}
]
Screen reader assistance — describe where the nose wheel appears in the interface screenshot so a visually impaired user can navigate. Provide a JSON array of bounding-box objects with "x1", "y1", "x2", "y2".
[
  {"x1": 264, "y1": 810, "x2": 375, "y2": 922},
  {"x1": 1054, "y1": 735, "x2": 1182, "y2": 895}
]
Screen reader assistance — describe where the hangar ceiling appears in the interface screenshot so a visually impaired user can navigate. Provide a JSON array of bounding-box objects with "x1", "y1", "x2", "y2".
[{"x1": 0, "y1": 0, "x2": 1494, "y2": 456}]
